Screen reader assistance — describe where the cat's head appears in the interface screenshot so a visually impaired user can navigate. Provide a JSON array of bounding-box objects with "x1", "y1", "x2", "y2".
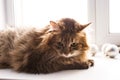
[{"x1": 44, "y1": 18, "x2": 91, "y2": 58}]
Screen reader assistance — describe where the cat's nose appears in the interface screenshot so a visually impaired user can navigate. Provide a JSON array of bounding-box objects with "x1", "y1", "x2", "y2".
[
  {"x1": 63, "y1": 49, "x2": 70, "y2": 54},
  {"x1": 63, "y1": 51, "x2": 71, "y2": 56}
]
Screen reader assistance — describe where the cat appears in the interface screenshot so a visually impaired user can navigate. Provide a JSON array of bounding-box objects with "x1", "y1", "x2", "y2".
[{"x1": 0, "y1": 18, "x2": 94, "y2": 74}]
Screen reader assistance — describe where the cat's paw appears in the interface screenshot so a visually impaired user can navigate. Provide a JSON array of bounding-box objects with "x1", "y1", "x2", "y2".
[
  {"x1": 88, "y1": 59, "x2": 94, "y2": 67},
  {"x1": 80, "y1": 62, "x2": 89, "y2": 69},
  {"x1": 73, "y1": 61, "x2": 89, "y2": 69},
  {"x1": 79, "y1": 59, "x2": 94, "y2": 69}
]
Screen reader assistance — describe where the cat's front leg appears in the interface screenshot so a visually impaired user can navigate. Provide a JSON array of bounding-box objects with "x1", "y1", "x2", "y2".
[
  {"x1": 66, "y1": 61, "x2": 90, "y2": 70},
  {"x1": 67, "y1": 59, "x2": 94, "y2": 70},
  {"x1": 54, "y1": 57, "x2": 94, "y2": 71},
  {"x1": 77, "y1": 59, "x2": 94, "y2": 69}
]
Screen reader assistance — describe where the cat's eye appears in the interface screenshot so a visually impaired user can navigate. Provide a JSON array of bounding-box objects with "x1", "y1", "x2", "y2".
[
  {"x1": 71, "y1": 43, "x2": 78, "y2": 49},
  {"x1": 71, "y1": 43, "x2": 78, "y2": 47}
]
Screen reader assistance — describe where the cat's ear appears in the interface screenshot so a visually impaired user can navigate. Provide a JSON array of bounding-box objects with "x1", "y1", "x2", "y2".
[
  {"x1": 48, "y1": 21, "x2": 60, "y2": 32},
  {"x1": 78, "y1": 23, "x2": 91, "y2": 31}
]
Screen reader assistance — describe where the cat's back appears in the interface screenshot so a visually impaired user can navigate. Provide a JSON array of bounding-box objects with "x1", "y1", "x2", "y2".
[{"x1": 0, "y1": 27, "x2": 19, "y2": 53}]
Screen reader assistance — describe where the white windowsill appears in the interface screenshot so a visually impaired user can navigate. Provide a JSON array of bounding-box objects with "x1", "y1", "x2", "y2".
[{"x1": 0, "y1": 56, "x2": 120, "y2": 80}]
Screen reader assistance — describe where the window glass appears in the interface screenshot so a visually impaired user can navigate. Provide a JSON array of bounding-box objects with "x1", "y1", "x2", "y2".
[
  {"x1": 14, "y1": 0, "x2": 88, "y2": 27},
  {"x1": 109, "y1": 0, "x2": 120, "y2": 33}
]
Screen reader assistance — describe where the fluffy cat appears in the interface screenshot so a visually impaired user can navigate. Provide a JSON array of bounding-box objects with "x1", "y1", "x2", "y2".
[{"x1": 0, "y1": 18, "x2": 94, "y2": 74}]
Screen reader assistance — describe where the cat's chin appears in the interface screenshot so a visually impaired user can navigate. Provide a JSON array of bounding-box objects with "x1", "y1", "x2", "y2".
[{"x1": 61, "y1": 51, "x2": 80, "y2": 58}]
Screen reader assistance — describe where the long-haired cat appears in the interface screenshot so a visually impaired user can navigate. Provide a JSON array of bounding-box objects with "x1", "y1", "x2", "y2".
[{"x1": 0, "y1": 18, "x2": 94, "y2": 74}]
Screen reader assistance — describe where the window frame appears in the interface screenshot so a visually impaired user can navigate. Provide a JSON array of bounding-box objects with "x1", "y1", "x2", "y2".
[
  {"x1": 4, "y1": 0, "x2": 15, "y2": 26},
  {"x1": 88, "y1": 0, "x2": 96, "y2": 44},
  {"x1": 8, "y1": 0, "x2": 120, "y2": 46},
  {"x1": 95, "y1": 0, "x2": 120, "y2": 46},
  {"x1": 0, "y1": 0, "x2": 5, "y2": 28}
]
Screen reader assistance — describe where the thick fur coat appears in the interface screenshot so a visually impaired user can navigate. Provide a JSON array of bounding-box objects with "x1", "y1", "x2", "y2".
[{"x1": 0, "y1": 18, "x2": 94, "y2": 74}]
